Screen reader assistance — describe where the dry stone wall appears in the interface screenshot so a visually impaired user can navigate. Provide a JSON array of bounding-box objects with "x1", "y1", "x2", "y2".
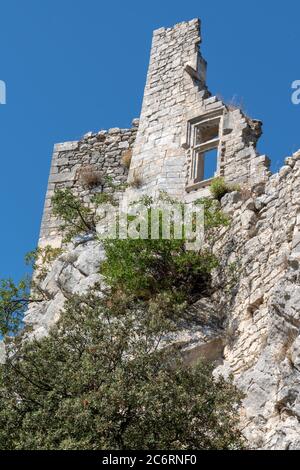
[{"x1": 39, "y1": 122, "x2": 138, "y2": 247}]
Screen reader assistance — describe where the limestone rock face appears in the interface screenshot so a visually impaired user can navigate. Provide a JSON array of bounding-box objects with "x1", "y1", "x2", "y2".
[
  {"x1": 163, "y1": 298, "x2": 224, "y2": 366},
  {"x1": 213, "y1": 151, "x2": 300, "y2": 450},
  {"x1": 24, "y1": 240, "x2": 106, "y2": 338},
  {"x1": 25, "y1": 243, "x2": 224, "y2": 365}
]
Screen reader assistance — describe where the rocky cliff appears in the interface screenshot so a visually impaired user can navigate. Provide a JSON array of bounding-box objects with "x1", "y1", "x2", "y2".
[
  {"x1": 215, "y1": 151, "x2": 300, "y2": 450},
  {"x1": 23, "y1": 150, "x2": 300, "y2": 450}
]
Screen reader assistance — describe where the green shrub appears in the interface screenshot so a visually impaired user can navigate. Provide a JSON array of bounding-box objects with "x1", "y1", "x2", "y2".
[
  {"x1": 102, "y1": 237, "x2": 217, "y2": 306},
  {"x1": 101, "y1": 197, "x2": 229, "y2": 308},
  {"x1": 209, "y1": 177, "x2": 240, "y2": 202},
  {"x1": 52, "y1": 189, "x2": 98, "y2": 242},
  {"x1": 91, "y1": 192, "x2": 116, "y2": 206}
]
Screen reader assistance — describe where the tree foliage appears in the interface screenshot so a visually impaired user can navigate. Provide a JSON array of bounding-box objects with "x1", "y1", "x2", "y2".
[
  {"x1": 0, "y1": 279, "x2": 29, "y2": 335},
  {"x1": 52, "y1": 189, "x2": 98, "y2": 243},
  {"x1": 0, "y1": 246, "x2": 61, "y2": 336},
  {"x1": 0, "y1": 289, "x2": 244, "y2": 450},
  {"x1": 101, "y1": 196, "x2": 229, "y2": 308}
]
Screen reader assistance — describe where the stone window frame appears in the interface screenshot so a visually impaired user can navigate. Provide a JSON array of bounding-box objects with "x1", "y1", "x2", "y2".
[{"x1": 185, "y1": 112, "x2": 223, "y2": 192}]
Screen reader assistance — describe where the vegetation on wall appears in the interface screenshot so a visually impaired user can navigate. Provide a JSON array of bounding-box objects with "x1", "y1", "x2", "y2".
[
  {"x1": 0, "y1": 190, "x2": 245, "y2": 450},
  {"x1": 52, "y1": 189, "x2": 98, "y2": 243},
  {"x1": 52, "y1": 179, "x2": 125, "y2": 243},
  {"x1": 101, "y1": 196, "x2": 229, "y2": 310},
  {"x1": 209, "y1": 177, "x2": 240, "y2": 202}
]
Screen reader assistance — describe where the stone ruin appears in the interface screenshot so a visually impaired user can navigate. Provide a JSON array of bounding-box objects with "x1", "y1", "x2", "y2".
[
  {"x1": 25, "y1": 19, "x2": 300, "y2": 449},
  {"x1": 39, "y1": 18, "x2": 269, "y2": 248}
]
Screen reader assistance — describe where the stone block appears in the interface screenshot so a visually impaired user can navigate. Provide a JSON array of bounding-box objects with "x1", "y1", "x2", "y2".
[{"x1": 54, "y1": 141, "x2": 79, "y2": 152}]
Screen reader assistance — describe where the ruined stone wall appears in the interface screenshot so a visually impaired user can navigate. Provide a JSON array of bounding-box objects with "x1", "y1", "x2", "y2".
[
  {"x1": 127, "y1": 19, "x2": 269, "y2": 206},
  {"x1": 39, "y1": 122, "x2": 138, "y2": 247},
  {"x1": 40, "y1": 19, "x2": 270, "y2": 247},
  {"x1": 128, "y1": 19, "x2": 207, "y2": 199},
  {"x1": 211, "y1": 151, "x2": 300, "y2": 449},
  {"x1": 184, "y1": 101, "x2": 270, "y2": 203}
]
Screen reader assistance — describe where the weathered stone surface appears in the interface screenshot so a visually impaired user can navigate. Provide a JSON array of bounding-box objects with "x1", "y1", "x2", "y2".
[
  {"x1": 25, "y1": 240, "x2": 106, "y2": 335},
  {"x1": 39, "y1": 126, "x2": 138, "y2": 247},
  {"x1": 162, "y1": 298, "x2": 224, "y2": 365},
  {"x1": 213, "y1": 157, "x2": 300, "y2": 449},
  {"x1": 24, "y1": 18, "x2": 300, "y2": 450}
]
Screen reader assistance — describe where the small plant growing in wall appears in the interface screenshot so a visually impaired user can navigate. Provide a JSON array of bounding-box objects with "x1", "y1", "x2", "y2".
[
  {"x1": 121, "y1": 149, "x2": 132, "y2": 169},
  {"x1": 129, "y1": 171, "x2": 143, "y2": 189},
  {"x1": 78, "y1": 165, "x2": 104, "y2": 189},
  {"x1": 209, "y1": 177, "x2": 240, "y2": 202},
  {"x1": 52, "y1": 189, "x2": 98, "y2": 242}
]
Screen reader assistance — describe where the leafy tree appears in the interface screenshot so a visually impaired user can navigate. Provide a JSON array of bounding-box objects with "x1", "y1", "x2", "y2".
[
  {"x1": 0, "y1": 289, "x2": 244, "y2": 450},
  {"x1": 0, "y1": 246, "x2": 61, "y2": 336},
  {"x1": 0, "y1": 279, "x2": 29, "y2": 335},
  {"x1": 52, "y1": 189, "x2": 98, "y2": 243},
  {"x1": 101, "y1": 196, "x2": 229, "y2": 308},
  {"x1": 25, "y1": 245, "x2": 62, "y2": 283}
]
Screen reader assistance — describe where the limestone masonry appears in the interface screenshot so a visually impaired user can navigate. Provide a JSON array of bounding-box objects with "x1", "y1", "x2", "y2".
[
  {"x1": 29, "y1": 19, "x2": 300, "y2": 449},
  {"x1": 40, "y1": 18, "x2": 269, "y2": 247}
]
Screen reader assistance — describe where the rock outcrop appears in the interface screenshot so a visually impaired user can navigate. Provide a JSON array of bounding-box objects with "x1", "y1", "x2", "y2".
[
  {"x1": 25, "y1": 240, "x2": 106, "y2": 338},
  {"x1": 212, "y1": 151, "x2": 300, "y2": 450}
]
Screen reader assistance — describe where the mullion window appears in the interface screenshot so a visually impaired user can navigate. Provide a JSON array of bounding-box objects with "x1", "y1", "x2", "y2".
[{"x1": 189, "y1": 118, "x2": 220, "y2": 184}]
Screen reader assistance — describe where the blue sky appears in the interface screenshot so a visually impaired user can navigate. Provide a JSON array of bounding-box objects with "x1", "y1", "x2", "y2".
[{"x1": 0, "y1": 0, "x2": 299, "y2": 280}]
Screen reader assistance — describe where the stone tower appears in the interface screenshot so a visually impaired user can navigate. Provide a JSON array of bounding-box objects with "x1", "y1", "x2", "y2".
[{"x1": 127, "y1": 18, "x2": 269, "y2": 204}]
